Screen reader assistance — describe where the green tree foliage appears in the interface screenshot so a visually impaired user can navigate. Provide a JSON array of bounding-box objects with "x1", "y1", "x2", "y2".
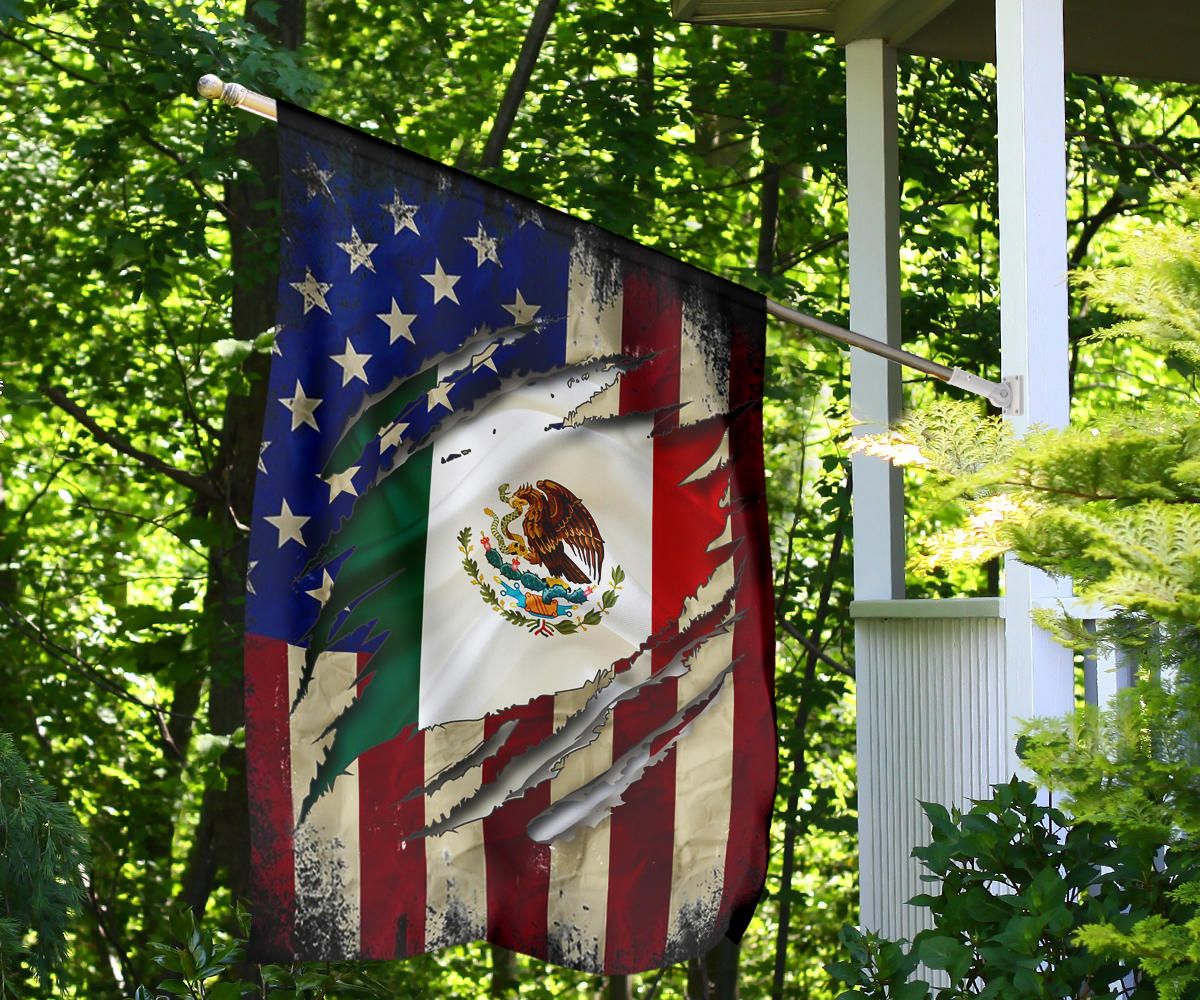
[
  {"x1": 853, "y1": 184, "x2": 1200, "y2": 611},
  {"x1": 840, "y1": 186, "x2": 1200, "y2": 999},
  {"x1": 2, "y1": 0, "x2": 1198, "y2": 996},
  {"x1": 0, "y1": 731, "x2": 87, "y2": 996}
]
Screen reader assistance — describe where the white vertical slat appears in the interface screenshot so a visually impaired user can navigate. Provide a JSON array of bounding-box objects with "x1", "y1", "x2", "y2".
[
  {"x1": 846, "y1": 37, "x2": 904, "y2": 602},
  {"x1": 856, "y1": 614, "x2": 1008, "y2": 939},
  {"x1": 995, "y1": 0, "x2": 1076, "y2": 769}
]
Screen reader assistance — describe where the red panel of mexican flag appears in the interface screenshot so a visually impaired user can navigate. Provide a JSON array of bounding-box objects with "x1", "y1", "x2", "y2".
[{"x1": 243, "y1": 102, "x2": 776, "y2": 974}]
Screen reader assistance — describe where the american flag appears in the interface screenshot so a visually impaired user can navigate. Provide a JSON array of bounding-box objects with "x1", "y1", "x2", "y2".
[{"x1": 244, "y1": 101, "x2": 776, "y2": 974}]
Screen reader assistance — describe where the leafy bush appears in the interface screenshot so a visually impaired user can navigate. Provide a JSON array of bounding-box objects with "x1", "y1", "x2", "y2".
[
  {"x1": 828, "y1": 778, "x2": 1155, "y2": 999},
  {"x1": 130, "y1": 906, "x2": 390, "y2": 1000}
]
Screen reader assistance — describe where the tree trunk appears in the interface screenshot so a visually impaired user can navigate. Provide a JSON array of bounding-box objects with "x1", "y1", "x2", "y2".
[
  {"x1": 709, "y1": 936, "x2": 740, "y2": 1000},
  {"x1": 686, "y1": 935, "x2": 740, "y2": 999},
  {"x1": 181, "y1": 0, "x2": 306, "y2": 917},
  {"x1": 478, "y1": 0, "x2": 560, "y2": 169},
  {"x1": 755, "y1": 31, "x2": 788, "y2": 278},
  {"x1": 633, "y1": 10, "x2": 657, "y2": 217},
  {"x1": 607, "y1": 974, "x2": 632, "y2": 1000},
  {"x1": 770, "y1": 484, "x2": 850, "y2": 1000},
  {"x1": 491, "y1": 945, "x2": 518, "y2": 996}
]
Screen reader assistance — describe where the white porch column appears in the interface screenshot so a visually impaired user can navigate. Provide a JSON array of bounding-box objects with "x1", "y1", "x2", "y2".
[
  {"x1": 846, "y1": 38, "x2": 904, "y2": 601},
  {"x1": 847, "y1": 37, "x2": 904, "y2": 936},
  {"x1": 995, "y1": 0, "x2": 1075, "y2": 769}
]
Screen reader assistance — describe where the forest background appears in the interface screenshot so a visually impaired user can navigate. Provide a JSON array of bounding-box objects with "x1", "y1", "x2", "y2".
[{"x1": 0, "y1": 0, "x2": 1198, "y2": 997}]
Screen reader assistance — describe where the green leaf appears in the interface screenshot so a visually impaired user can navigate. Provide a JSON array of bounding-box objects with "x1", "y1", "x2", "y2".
[
  {"x1": 212, "y1": 338, "x2": 257, "y2": 365},
  {"x1": 251, "y1": 1, "x2": 280, "y2": 25},
  {"x1": 206, "y1": 983, "x2": 248, "y2": 1000},
  {"x1": 921, "y1": 801, "x2": 956, "y2": 836},
  {"x1": 915, "y1": 934, "x2": 972, "y2": 982}
]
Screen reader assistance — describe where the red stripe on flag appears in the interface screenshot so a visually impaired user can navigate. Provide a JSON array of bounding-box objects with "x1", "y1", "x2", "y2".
[
  {"x1": 357, "y1": 654, "x2": 427, "y2": 959},
  {"x1": 483, "y1": 695, "x2": 554, "y2": 956},
  {"x1": 617, "y1": 270, "x2": 682, "y2": 417},
  {"x1": 245, "y1": 633, "x2": 296, "y2": 961},
  {"x1": 718, "y1": 312, "x2": 775, "y2": 941},
  {"x1": 605, "y1": 272, "x2": 690, "y2": 973}
]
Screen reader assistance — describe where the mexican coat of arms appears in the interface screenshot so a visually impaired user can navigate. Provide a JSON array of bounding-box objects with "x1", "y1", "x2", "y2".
[{"x1": 458, "y1": 480, "x2": 624, "y2": 638}]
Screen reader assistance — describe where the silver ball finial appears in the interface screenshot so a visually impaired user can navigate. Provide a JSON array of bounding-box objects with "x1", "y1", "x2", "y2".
[{"x1": 197, "y1": 74, "x2": 225, "y2": 100}]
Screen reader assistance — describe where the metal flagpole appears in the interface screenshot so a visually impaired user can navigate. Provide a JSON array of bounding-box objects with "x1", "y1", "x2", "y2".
[{"x1": 197, "y1": 74, "x2": 1021, "y2": 413}]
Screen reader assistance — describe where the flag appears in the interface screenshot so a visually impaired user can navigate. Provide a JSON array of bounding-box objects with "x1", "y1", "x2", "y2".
[{"x1": 244, "y1": 102, "x2": 776, "y2": 975}]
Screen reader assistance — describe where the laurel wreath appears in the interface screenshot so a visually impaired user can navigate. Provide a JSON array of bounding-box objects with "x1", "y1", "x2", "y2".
[{"x1": 457, "y1": 525, "x2": 624, "y2": 636}]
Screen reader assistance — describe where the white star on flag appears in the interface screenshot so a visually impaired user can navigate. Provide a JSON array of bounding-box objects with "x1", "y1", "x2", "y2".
[
  {"x1": 421, "y1": 259, "x2": 461, "y2": 305},
  {"x1": 377, "y1": 299, "x2": 417, "y2": 344},
  {"x1": 294, "y1": 153, "x2": 334, "y2": 200},
  {"x1": 427, "y1": 378, "x2": 454, "y2": 412},
  {"x1": 464, "y1": 222, "x2": 502, "y2": 268},
  {"x1": 246, "y1": 560, "x2": 258, "y2": 594},
  {"x1": 336, "y1": 226, "x2": 378, "y2": 273},
  {"x1": 518, "y1": 205, "x2": 544, "y2": 229},
  {"x1": 378, "y1": 421, "x2": 409, "y2": 452},
  {"x1": 265, "y1": 499, "x2": 309, "y2": 548},
  {"x1": 305, "y1": 569, "x2": 335, "y2": 606},
  {"x1": 470, "y1": 342, "x2": 501, "y2": 373},
  {"x1": 322, "y1": 465, "x2": 360, "y2": 502},
  {"x1": 289, "y1": 268, "x2": 332, "y2": 315},
  {"x1": 258, "y1": 440, "x2": 270, "y2": 474},
  {"x1": 502, "y1": 289, "x2": 541, "y2": 325},
  {"x1": 381, "y1": 190, "x2": 420, "y2": 235},
  {"x1": 280, "y1": 380, "x2": 323, "y2": 431},
  {"x1": 330, "y1": 339, "x2": 372, "y2": 386}
]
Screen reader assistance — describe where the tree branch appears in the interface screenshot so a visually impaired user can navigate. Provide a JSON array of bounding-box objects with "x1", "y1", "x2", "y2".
[
  {"x1": 0, "y1": 26, "x2": 99, "y2": 85},
  {"x1": 1070, "y1": 190, "x2": 1126, "y2": 269},
  {"x1": 40, "y1": 385, "x2": 220, "y2": 501},
  {"x1": 776, "y1": 617, "x2": 854, "y2": 678},
  {"x1": 478, "y1": 0, "x2": 560, "y2": 169},
  {"x1": 0, "y1": 596, "x2": 195, "y2": 759},
  {"x1": 771, "y1": 482, "x2": 851, "y2": 1000}
]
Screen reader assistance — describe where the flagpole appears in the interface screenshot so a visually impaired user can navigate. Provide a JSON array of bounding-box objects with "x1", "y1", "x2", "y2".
[
  {"x1": 196, "y1": 75, "x2": 1020, "y2": 413},
  {"x1": 197, "y1": 73, "x2": 278, "y2": 120}
]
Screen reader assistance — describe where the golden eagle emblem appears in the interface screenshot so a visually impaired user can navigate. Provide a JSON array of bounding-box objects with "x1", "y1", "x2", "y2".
[
  {"x1": 458, "y1": 480, "x2": 623, "y2": 637},
  {"x1": 508, "y1": 480, "x2": 604, "y2": 585}
]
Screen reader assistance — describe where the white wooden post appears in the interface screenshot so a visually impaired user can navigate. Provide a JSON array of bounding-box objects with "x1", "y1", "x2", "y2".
[
  {"x1": 995, "y1": 0, "x2": 1075, "y2": 769},
  {"x1": 847, "y1": 37, "x2": 906, "y2": 936},
  {"x1": 847, "y1": 38, "x2": 904, "y2": 601}
]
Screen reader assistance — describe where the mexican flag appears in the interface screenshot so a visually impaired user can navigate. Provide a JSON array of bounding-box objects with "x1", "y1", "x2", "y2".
[{"x1": 244, "y1": 103, "x2": 776, "y2": 975}]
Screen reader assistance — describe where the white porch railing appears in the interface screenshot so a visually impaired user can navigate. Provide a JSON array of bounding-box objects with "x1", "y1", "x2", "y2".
[{"x1": 852, "y1": 597, "x2": 1132, "y2": 941}]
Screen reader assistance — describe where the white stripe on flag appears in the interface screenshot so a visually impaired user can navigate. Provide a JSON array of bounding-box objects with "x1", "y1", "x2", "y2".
[
  {"x1": 546, "y1": 676, "x2": 614, "y2": 968},
  {"x1": 666, "y1": 299, "x2": 736, "y2": 950},
  {"x1": 666, "y1": 620, "x2": 735, "y2": 950},
  {"x1": 424, "y1": 719, "x2": 489, "y2": 949},
  {"x1": 288, "y1": 646, "x2": 362, "y2": 958},
  {"x1": 566, "y1": 234, "x2": 623, "y2": 420}
]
